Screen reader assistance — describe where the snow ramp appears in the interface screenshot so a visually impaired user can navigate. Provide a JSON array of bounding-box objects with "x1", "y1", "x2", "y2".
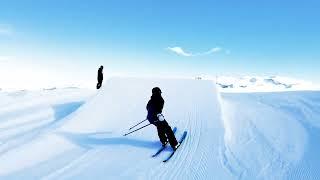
[
  {"x1": 0, "y1": 77, "x2": 231, "y2": 179},
  {"x1": 54, "y1": 77, "x2": 231, "y2": 179}
]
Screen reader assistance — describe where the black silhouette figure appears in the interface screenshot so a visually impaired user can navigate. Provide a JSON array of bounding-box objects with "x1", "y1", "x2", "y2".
[
  {"x1": 146, "y1": 87, "x2": 179, "y2": 150},
  {"x1": 96, "y1": 65, "x2": 103, "y2": 89}
]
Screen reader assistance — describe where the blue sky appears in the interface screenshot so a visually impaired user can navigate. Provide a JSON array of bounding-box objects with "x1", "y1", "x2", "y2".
[{"x1": 0, "y1": 0, "x2": 319, "y2": 88}]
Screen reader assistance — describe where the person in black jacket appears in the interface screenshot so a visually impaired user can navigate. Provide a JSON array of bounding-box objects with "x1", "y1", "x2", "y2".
[
  {"x1": 96, "y1": 65, "x2": 103, "y2": 89},
  {"x1": 147, "y1": 87, "x2": 179, "y2": 150}
]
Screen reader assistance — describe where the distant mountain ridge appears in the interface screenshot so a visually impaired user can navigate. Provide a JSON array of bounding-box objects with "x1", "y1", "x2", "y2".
[{"x1": 214, "y1": 76, "x2": 319, "y2": 92}]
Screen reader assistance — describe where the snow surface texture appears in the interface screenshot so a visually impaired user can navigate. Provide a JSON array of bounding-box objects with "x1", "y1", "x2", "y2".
[
  {"x1": 220, "y1": 91, "x2": 320, "y2": 179},
  {"x1": 0, "y1": 77, "x2": 319, "y2": 179}
]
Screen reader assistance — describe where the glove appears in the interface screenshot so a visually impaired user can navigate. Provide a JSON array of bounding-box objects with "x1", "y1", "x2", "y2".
[
  {"x1": 147, "y1": 118, "x2": 158, "y2": 125},
  {"x1": 157, "y1": 113, "x2": 165, "y2": 122}
]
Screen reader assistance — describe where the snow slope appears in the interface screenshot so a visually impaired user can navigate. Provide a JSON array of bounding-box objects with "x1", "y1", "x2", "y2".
[
  {"x1": 220, "y1": 91, "x2": 320, "y2": 179},
  {"x1": 0, "y1": 88, "x2": 93, "y2": 144},
  {"x1": 0, "y1": 88, "x2": 94, "y2": 179},
  {"x1": 0, "y1": 77, "x2": 319, "y2": 179}
]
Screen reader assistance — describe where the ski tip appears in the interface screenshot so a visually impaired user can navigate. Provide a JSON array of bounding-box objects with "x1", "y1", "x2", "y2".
[
  {"x1": 163, "y1": 158, "x2": 171, "y2": 163},
  {"x1": 151, "y1": 153, "x2": 159, "y2": 158},
  {"x1": 182, "y1": 131, "x2": 187, "y2": 138}
]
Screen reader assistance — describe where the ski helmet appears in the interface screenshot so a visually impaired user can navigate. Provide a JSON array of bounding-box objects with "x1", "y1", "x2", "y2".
[{"x1": 152, "y1": 87, "x2": 162, "y2": 94}]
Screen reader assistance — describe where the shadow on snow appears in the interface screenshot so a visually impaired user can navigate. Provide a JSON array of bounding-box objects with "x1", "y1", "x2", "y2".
[{"x1": 59, "y1": 131, "x2": 169, "y2": 151}]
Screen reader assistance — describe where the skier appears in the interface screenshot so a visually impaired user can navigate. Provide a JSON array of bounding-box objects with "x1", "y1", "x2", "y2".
[
  {"x1": 96, "y1": 65, "x2": 104, "y2": 89},
  {"x1": 146, "y1": 87, "x2": 180, "y2": 150}
]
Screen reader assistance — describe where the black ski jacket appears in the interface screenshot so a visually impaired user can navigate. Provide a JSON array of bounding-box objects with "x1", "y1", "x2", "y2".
[
  {"x1": 97, "y1": 68, "x2": 103, "y2": 82},
  {"x1": 146, "y1": 94, "x2": 164, "y2": 124}
]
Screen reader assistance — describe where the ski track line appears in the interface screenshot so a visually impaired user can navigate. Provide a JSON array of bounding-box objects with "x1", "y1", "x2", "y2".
[
  {"x1": 195, "y1": 100, "x2": 211, "y2": 180},
  {"x1": 171, "y1": 109, "x2": 195, "y2": 179},
  {"x1": 179, "y1": 102, "x2": 200, "y2": 179},
  {"x1": 149, "y1": 108, "x2": 194, "y2": 180},
  {"x1": 174, "y1": 105, "x2": 196, "y2": 179},
  {"x1": 148, "y1": 125, "x2": 187, "y2": 179},
  {"x1": 168, "y1": 84, "x2": 217, "y2": 180},
  {"x1": 164, "y1": 93, "x2": 211, "y2": 180},
  {"x1": 180, "y1": 100, "x2": 203, "y2": 180},
  {"x1": 120, "y1": 146, "x2": 165, "y2": 179},
  {"x1": 193, "y1": 92, "x2": 219, "y2": 180},
  {"x1": 287, "y1": 162, "x2": 312, "y2": 180}
]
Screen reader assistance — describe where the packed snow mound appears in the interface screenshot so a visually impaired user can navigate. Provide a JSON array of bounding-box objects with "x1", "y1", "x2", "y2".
[{"x1": 215, "y1": 76, "x2": 319, "y2": 92}]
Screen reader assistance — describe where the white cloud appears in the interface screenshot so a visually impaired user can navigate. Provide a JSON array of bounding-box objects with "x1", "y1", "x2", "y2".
[
  {"x1": 167, "y1": 46, "x2": 228, "y2": 57},
  {"x1": 200, "y1": 47, "x2": 223, "y2": 55},
  {"x1": 210, "y1": 47, "x2": 223, "y2": 53},
  {"x1": 0, "y1": 24, "x2": 13, "y2": 36},
  {"x1": 167, "y1": 47, "x2": 192, "y2": 57}
]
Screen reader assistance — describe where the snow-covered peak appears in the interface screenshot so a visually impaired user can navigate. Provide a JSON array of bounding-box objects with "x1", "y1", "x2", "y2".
[{"x1": 214, "y1": 76, "x2": 319, "y2": 92}]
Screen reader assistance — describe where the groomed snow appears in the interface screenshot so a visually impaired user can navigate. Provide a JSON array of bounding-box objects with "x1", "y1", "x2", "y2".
[{"x1": 0, "y1": 77, "x2": 319, "y2": 179}]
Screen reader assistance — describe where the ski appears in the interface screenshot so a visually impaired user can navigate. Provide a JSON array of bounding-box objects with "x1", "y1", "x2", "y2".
[
  {"x1": 163, "y1": 131, "x2": 187, "y2": 163},
  {"x1": 151, "y1": 127, "x2": 177, "y2": 157}
]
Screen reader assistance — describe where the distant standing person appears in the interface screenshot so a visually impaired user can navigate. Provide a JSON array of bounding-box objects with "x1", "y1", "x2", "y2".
[
  {"x1": 96, "y1": 65, "x2": 103, "y2": 89},
  {"x1": 147, "y1": 87, "x2": 180, "y2": 150}
]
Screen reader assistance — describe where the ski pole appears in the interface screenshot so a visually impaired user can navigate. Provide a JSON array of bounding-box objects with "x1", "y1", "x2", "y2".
[
  {"x1": 128, "y1": 119, "x2": 148, "y2": 130},
  {"x1": 123, "y1": 123, "x2": 151, "y2": 136}
]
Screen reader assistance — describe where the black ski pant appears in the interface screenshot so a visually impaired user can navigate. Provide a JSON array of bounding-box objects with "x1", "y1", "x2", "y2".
[
  {"x1": 155, "y1": 120, "x2": 178, "y2": 148},
  {"x1": 96, "y1": 80, "x2": 103, "y2": 89}
]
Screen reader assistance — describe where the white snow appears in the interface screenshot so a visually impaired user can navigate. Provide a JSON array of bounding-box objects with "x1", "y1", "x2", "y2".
[{"x1": 0, "y1": 77, "x2": 319, "y2": 179}]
